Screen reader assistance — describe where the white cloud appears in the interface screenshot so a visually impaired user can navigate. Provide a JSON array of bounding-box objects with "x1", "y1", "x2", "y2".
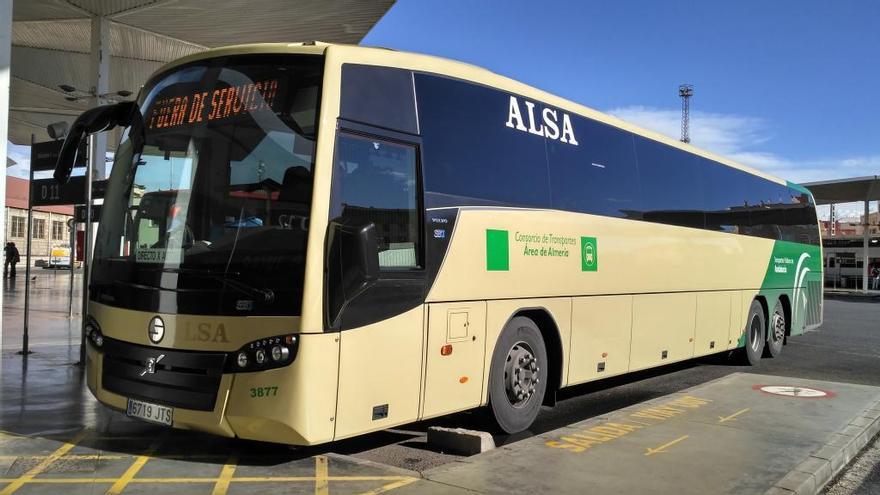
[
  {"x1": 6, "y1": 141, "x2": 31, "y2": 179},
  {"x1": 605, "y1": 106, "x2": 880, "y2": 186}
]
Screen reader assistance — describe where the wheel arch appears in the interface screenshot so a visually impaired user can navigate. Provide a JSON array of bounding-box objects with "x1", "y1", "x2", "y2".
[{"x1": 510, "y1": 307, "x2": 563, "y2": 407}]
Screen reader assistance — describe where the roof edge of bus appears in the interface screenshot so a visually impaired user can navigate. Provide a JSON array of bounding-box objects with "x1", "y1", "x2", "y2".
[
  {"x1": 142, "y1": 42, "x2": 789, "y2": 187},
  {"x1": 142, "y1": 42, "x2": 333, "y2": 88}
]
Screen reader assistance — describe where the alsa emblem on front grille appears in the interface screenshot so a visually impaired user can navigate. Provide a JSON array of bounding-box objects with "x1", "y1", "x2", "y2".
[
  {"x1": 148, "y1": 316, "x2": 165, "y2": 344},
  {"x1": 140, "y1": 354, "x2": 165, "y2": 376}
]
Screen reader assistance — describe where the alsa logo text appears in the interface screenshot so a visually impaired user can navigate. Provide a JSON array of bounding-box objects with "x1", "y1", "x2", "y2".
[
  {"x1": 505, "y1": 96, "x2": 579, "y2": 146},
  {"x1": 182, "y1": 322, "x2": 229, "y2": 343}
]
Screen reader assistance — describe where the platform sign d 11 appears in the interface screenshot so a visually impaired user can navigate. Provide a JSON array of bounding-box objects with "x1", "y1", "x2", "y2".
[
  {"x1": 31, "y1": 176, "x2": 86, "y2": 206},
  {"x1": 31, "y1": 177, "x2": 109, "y2": 207}
]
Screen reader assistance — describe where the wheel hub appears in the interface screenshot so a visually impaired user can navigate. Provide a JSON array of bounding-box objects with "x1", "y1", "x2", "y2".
[
  {"x1": 750, "y1": 314, "x2": 762, "y2": 352},
  {"x1": 503, "y1": 341, "x2": 539, "y2": 408},
  {"x1": 772, "y1": 312, "x2": 785, "y2": 343}
]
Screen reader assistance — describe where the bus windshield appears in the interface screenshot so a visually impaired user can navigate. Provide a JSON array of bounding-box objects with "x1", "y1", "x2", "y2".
[{"x1": 92, "y1": 54, "x2": 323, "y2": 316}]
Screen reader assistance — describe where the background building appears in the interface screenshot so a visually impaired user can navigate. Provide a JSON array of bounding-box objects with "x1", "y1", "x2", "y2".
[{"x1": 4, "y1": 176, "x2": 73, "y2": 265}]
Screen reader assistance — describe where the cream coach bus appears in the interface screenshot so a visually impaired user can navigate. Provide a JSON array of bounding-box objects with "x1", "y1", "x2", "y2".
[{"x1": 54, "y1": 42, "x2": 823, "y2": 444}]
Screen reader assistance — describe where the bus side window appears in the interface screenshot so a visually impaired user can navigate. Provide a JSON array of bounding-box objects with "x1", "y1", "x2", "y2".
[{"x1": 332, "y1": 133, "x2": 422, "y2": 270}]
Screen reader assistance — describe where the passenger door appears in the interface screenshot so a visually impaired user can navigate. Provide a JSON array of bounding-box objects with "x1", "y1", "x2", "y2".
[{"x1": 330, "y1": 128, "x2": 428, "y2": 439}]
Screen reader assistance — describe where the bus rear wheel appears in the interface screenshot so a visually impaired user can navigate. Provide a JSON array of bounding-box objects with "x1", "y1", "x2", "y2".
[
  {"x1": 487, "y1": 316, "x2": 548, "y2": 434},
  {"x1": 738, "y1": 299, "x2": 766, "y2": 366},
  {"x1": 764, "y1": 300, "x2": 785, "y2": 358}
]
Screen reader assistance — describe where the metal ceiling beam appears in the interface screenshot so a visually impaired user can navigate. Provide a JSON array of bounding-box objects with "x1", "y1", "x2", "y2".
[
  {"x1": 111, "y1": 18, "x2": 208, "y2": 51},
  {"x1": 10, "y1": 106, "x2": 84, "y2": 116},
  {"x1": 58, "y1": 0, "x2": 98, "y2": 17},
  {"x1": 109, "y1": 0, "x2": 179, "y2": 19}
]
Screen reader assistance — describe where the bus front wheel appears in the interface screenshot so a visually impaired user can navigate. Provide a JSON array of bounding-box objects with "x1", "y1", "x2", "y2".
[
  {"x1": 739, "y1": 300, "x2": 766, "y2": 366},
  {"x1": 487, "y1": 316, "x2": 548, "y2": 434}
]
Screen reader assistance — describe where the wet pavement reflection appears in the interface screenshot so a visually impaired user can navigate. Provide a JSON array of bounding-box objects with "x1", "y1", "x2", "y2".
[{"x1": 0, "y1": 270, "x2": 420, "y2": 494}]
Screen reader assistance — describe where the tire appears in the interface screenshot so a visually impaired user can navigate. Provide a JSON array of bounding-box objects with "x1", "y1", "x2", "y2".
[
  {"x1": 487, "y1": 316, "x2": 548, "y2": 434},
  {"x1": 764, "y1": 300, "x2": 785, "y2": 358},
  {"x1": 738, "y1": 299, "x2": 766, "y2": 366}
]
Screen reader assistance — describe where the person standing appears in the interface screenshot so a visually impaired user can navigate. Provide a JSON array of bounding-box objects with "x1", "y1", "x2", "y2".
[
  {"x1": 872, "y1": 265, "x2": 880, "y2": 291},
  {"x1": 4, "y1": 242, "x2": 21, "y2": 278}
]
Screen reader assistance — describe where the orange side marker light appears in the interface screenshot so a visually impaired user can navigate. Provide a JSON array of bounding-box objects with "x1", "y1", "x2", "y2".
[
  {"x1": 459, "y1": 376, "x2": 468, "y2": 384},
  {"x1": 441, "y1": 344, "x2": 453, "y2": 356}
]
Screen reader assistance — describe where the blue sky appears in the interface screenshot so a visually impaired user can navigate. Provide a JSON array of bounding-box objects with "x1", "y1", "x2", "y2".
[
  {"x1": 360, "y1": 0, "x2": 880, "y2": 217},
  {"x1": 8, "y1": 1, "x2": 879, "y2": 216}
]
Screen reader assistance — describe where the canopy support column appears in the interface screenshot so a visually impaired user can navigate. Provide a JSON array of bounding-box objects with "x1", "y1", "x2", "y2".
[
  {"x1": 89, "y1": 15, "x2": 110, "y2": 180},
  {"x1": 0, "y1": 0, "x2": 12, "y2": 344},
  {"x1": 864, "y1": 199, "x2": 870, "y2": 293}
]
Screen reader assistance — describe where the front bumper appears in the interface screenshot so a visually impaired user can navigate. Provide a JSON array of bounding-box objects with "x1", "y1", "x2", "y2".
[
  {"x1": 86, "y1": 342, "x2": 236, "y2": 438},
  {"x1": 85, "y1": 335, "x2": 338, "y2": 446}
]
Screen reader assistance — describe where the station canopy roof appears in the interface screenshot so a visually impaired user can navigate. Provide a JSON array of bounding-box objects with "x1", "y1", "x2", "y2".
[
  {"x1": 8, "y1": 0, "x2": 394, "y2": 147},
  {"x1": 802, "y1": 176, "x2": 880, "y2": 205}
]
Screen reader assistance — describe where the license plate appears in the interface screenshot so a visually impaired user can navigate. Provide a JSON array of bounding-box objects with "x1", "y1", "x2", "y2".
[{"x1": 126, "y1": 398, "x2": 173, "y2": 426}]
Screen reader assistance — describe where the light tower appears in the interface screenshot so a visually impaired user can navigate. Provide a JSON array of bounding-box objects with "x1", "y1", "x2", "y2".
[{"x1": 678, "y1": 84, "x2": 694, "y2": 143}]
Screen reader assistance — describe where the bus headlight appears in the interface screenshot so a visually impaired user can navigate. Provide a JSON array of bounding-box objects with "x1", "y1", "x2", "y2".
[
  {"x1": 236, "y1": 352, "x2": 248, "y2": 368},
  {"x1": 85, "y1": 317, "x2": 104, "y2": 349},
  {"x1": 271, "y1": 345, "x2": 289, "y2": 362},
  {"x1": 226, "y1": 334, "x2": 298, "y2": 373}
]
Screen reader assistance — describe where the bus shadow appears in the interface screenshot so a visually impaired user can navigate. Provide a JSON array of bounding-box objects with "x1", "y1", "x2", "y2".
[{"x1": 399, "y1": 351, "x2": 740, "y2": 451}]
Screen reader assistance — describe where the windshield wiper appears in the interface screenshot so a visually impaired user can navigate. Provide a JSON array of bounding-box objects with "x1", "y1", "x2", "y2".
[{"x1": 160, "y1": 267, "x2": 275, "y2": 303}]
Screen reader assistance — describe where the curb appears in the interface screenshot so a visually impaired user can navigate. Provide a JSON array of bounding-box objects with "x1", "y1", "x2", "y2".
[
  {"x1": 823, "y1": 293, "x2": 880, "y2": 303},
  {"x1": 765, "y1": 398, "x2": 880, "y2": 495}
]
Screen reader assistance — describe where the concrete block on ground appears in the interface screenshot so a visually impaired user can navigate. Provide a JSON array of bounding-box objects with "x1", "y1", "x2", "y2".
[{"x1": 427, "y1": 426, "x2": 495, "y2": 456}]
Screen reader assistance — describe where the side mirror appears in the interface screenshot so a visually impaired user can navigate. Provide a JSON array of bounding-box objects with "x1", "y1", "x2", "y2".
[
  {"x1": 54, "y1": 101, "x2": 144, "y2": 184},
  {"x1": 326, "y1": 220, "x2": 379, "y2": 328}
]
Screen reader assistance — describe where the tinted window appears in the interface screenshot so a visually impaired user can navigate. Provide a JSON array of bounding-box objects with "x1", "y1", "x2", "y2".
[
  {"x1": 332, "y1": 133, "x2": 421, "y2": 269},
  {"x1": 92, "y1": 54, "x2": 322, "y2": 316},
  {"x1": 745, "y1": 180, "x2": 786, "y2": 240},
  {"x1": 634, "y1": 137, "x2": 705, "y2": 229},
  {"x1": 702, "y1": 159, "x2": 749, "y2": 233},
  {"x1": 341, "y1": 65, "x2": 418, "y2": 134},
  {"x1": 547, "y1": 119, "x2": 641, "y2": 218},
  {"x1": 784, "y1": 186, "x2": 820, "y2": 245},
  {"x1": 415, "y1": 73, "x2": 551, "y2": 208}
]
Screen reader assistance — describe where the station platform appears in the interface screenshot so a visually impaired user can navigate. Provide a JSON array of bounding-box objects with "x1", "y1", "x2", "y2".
[{"x1": 411, "y1": 373, "x2": 880, "y2": 494}]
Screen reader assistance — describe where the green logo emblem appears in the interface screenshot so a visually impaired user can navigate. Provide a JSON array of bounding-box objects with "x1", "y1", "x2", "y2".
[
  {"x1": 580, "y1": 237, "x2": 597, "y2": 272},
  {"x1": 486, "y1": 229, "x2": 510, "y2": 271}
]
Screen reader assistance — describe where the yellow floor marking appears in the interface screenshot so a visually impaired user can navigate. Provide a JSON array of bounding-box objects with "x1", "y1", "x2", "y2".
[
  {"x1": 0, "y1": 455, "x2": 125, "y2": 461},
  {"x1": 0, "y1": 475, "x2": 412, "y2": 484},
  {"x1": 718, "y1": 407, "x2": 751, "y2": 423},
  {"x1": 0, "y1": 430, "x2": 86, "y2": 495},
  {"x1": 358, "y1": 477, "x2": 420, "y2": 495},
  {"x1": 211, "y1": 455, "x2": 238, "y2": 495},
  {"x1": 644, "y1": 435, "x2": 689, "y2": 456},
  {"x1": 315, "y1": 455, "x2": 329, "y2": 495},
  {"x1": 105, "y1": 435, "x2": 164, "y2": 495}
]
